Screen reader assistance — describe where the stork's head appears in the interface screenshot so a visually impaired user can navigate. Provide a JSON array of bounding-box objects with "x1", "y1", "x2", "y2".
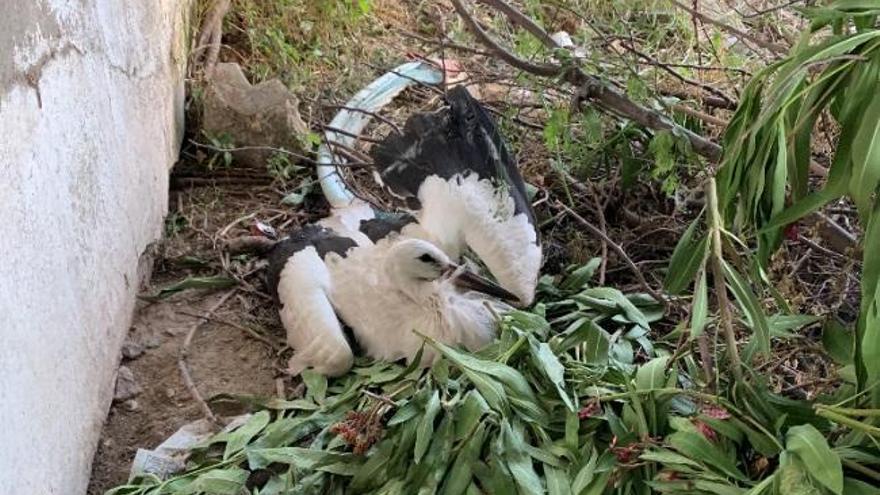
[{"x1": 386, "y1": 239, "x2": 519, "y2": 304}]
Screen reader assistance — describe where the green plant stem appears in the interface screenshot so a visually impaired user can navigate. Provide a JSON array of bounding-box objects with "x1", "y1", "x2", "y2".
[
  {"x1": 818, "y1": 405, "x2": 880, "y2": 418},
  {"x1": 816, "y1": 408, "x2": 880, "y2": 437},
  {"x1": 707, "y1": 178, "x2": 744, "y2": 382},
  {"x1": 842, "y1": 459, "x2": 880, "y2": 483},
  {"x1": 498, "y1": 336, "x2": 528, "y2": 364}
]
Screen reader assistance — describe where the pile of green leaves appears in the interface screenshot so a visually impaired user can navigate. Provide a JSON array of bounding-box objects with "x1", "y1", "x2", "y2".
[{"x1": 107, "y1": 261, "x2": 880, "y2": 495}]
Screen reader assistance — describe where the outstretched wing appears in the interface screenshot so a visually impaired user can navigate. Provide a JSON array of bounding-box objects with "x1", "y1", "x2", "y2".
[
  {"x1": 370, "y1": 85, "x2": 534, "y2": 226},
  {"x1": 266, "y1": 225, "x2": 357, "y2": 376},
  {"x1": 369, "y1": 86, "x2": 542, "y2": 305}
]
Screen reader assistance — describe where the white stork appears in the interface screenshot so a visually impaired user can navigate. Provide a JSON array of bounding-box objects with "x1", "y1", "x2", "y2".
[{"x1": 265, "y1": 82, "x2": 541, "y2": 377}]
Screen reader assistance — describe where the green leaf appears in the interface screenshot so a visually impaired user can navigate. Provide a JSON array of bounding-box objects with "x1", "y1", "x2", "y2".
[
  {"x1": 425, "y1": 335, "x2": 542, "y2": 421},
  {"x1": 183, "y1": 468, "x2": 248, "y2": 495},
  {"x1": 582, "y1": 287, "x2": 651, "y2": 329},
  {"x1": 388, "y1": 400, "x2": 420, "y2": 426},
  {"x1": 722, "y1": 260, "x2": 771, "y2": 356},
  {"x1": 415, "y1": 390, "x2": 441, "y2": 463},
  {"x1": 786, "y1": 424, "x2": 843, "y2": 495},
  {"x1": 571, "y1": 449, "x2": 599, "y2": 494},
  {"x1": 668, "y1": 430, "x2": 747, "y2": 481},
  {"x1": 768, "y1": 314, "x2": 821, "y2": 337},
  {"x1": 247, "y1": 447, "x2": 358, "y2": 471},
  {"x1": 454, "y1": 390, "x2": 490, "y2": 441},
  {"x1": 664, "y1": 215, "x2": 708, "y2": 295},
  {"x1": 636, "y1": 356, "x2": 670, "y2": 391},
  {"x1": 844, "y1": 477, "x2": 880, "y2": 495},
  {"x1": 223, "y1": 410, "x2": 270, "y2": 460},
  {"x1": 350, "y1": 441, "x2": 394, "y2": 491},
  {"x1": 860, "y1": 196, "x2": 880, "y2": 403},
  {"x1": 530, "y1": 340, "x2": 576, "y2": 411},
  {"x1": 823, "y1": 318, "x2": 854, "y2": 365},
  {"x1": 691, "y1": 268, "x2": 709, "y2": 338},
  {"x1": 693, "y1": 480, "x2": 747, "y2": 495},
  {"x1": 501, "y1": 420, "x2": 543, "y2": 494},
  {"x1": 439, "y1": 422, "x2": 488, "y2": 495},
  {"x1": 561, "y1": 258, "x2": 602, "y2": 291},
  {"x1": 640, "y1": 448, "x2": 703, "y2": 469},
  {"x1": 846, "y1": 73, "x2": 880, "y2": 217},
  {"x1": 301, "y1": 370, "x2": 328, "y2": 404},
  {"x1": 545, "y1": 464, "x2": 573, "y2": 495}
]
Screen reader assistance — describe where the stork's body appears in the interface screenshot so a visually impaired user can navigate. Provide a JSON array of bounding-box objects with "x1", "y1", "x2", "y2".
[{"x1": 267, "y1": 86, "x2": 542, "y2": 376}]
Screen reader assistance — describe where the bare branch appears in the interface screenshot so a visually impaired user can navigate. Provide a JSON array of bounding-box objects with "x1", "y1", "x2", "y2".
[
  {"x1": 668, "y1": 0, "x2": 788, "y2": 55},
  {"x1": 452, "y1": 0, "x2": 725, "y2": 163},
  {"x1": 450, "y1": 0, "x2": 563, "y2": 77},
  {"x1": 556, "y1": 201, "x2": 667, "y2": 307}
]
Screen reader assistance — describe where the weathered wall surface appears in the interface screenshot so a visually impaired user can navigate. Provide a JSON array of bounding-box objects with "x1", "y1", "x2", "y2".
[{"x1": 0, "y1": 1, "x2": 189, "y2": 492}]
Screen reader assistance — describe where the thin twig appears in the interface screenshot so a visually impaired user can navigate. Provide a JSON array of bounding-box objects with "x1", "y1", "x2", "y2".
[
  {"x1": 591, "y1": 187, "x2": 609, "y2": 285},
  {"x1": 741, "y1": 0, "x2": 805, "y2": 18},
  {"x1": 452, "y1": 0, "x2": 725, "y2": 162},
  {"x1": 620, "y1": 41, "x2": 737, "y2": 107},
  {"x1": 188, "y1": 140, "x2": 373, "y2": 168},
  {"x1": 320, "y1": 124, "x2": 384, "y2": 144},
  {"x1": 450, "y1": 0, "x2": 563, "y2": 77},
  {"x1": 325, "y1": 139, "x2": 373, "y2": 164},
  {"x1": 671, "y1": 103, "x2": 729, "y2": 127},
  {"x1": 178, "y1": 289, "x2": 237, "y2": 426},
  {"x1": 177, "y1": 309, "x2": 282, "y2": 352},
  {"x1": 363, "y1": 390, "x2": 398, "y2": 407},
  {"x1": 556, "y1": 201, "x2": 667, "y2": 306},
  {"x1": 668, "y1": 0, "x2": 788, "y2": 55},
  {"x1": 395, "y1": 28, "x2": 494, "y2": 57},
  {"x1": 322, "y1": 104, "x2": 403, "y2": 134}
]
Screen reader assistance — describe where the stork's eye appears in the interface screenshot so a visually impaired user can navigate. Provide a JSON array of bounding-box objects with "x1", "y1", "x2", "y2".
[{"x1": 418, "y1": 253, "x2": 436, "y2": 264}]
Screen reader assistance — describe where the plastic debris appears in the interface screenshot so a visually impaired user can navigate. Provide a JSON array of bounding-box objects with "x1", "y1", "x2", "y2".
[{"x1": 128, "y1": 414, "x2": 251, "y2": 481}]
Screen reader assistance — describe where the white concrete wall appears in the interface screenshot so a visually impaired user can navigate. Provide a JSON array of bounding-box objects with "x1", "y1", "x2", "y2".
[{"x1": 0, "y1": 1, "x2": 189, "y2": 493}]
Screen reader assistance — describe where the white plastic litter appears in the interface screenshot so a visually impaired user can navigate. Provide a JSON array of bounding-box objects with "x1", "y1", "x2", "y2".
[
  {"x1": 551, "y1": 31, "x2": 575, "y2": 48},
  {"x1": 550, "y1": 31, "x2": 587, "y2": 59},
  {"x1": 128, "y1": 414, "x2": 251, "y2": 481}
]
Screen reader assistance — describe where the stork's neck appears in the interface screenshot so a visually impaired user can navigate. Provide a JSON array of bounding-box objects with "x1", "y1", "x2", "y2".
[{"x1": 386, "y1": 266, "x2": 439, "y2": 306}]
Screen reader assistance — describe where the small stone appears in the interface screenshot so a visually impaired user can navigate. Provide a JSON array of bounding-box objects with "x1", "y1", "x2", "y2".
[
  {"x1": 143, "y1": 333, "x2": 161, "y2": 349},
  {"x1": 121, "y1": 339, "x2": 146, "y2": 359},
  {"x1": 124, "y1": 399, "x2": 140, "y2": 412},
  {"x1": 202, "y1": 62, "x2": 308, "y2": 168},
  {"x1": 165, "y1": 388, "x2": 176, "y2": 399},
  {"x1": 114, "y1": 366, "x2": 142, "y2": 402}
]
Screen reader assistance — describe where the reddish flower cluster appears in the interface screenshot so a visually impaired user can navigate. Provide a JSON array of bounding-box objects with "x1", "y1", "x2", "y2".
[
  {"x1": 783, "y1": 223, "x2": 799, "y2": 242},
  {"x1": 701, "y1": 405, "x2": 731, "y2": 420},
  {"x1": 692, "y1": 419, "x2": 718, "y2": 442},
  {"x1": 609, "y1": 435, "x2": 643, "y2": 464},
  {"x1": 578, "y1": 401, "x2": 601, "y2": 420},
  {"x1": 657, "y1": 470, "x2": 680, "y2": 481},
  {"x1": 330, "y1": 410, "x2": 385, "y2": 455}
]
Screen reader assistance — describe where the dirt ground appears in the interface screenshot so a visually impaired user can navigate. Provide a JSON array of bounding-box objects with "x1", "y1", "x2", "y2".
[
  {"x1": 85, "y1": 178, "x2": 303, "y2": 493},
  {"x1": 86, "y1": 290, "x2": 280, "y2": 493}
]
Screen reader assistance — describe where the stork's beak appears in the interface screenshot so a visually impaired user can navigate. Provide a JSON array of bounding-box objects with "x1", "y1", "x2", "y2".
[{"x1": 445, "y1": 264, "x2": 520, "y2": 304}]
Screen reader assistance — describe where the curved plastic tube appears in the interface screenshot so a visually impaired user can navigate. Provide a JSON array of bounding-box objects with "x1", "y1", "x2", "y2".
[{"x1": 316, "y1": 61, "x2": 444, "y2": 209}]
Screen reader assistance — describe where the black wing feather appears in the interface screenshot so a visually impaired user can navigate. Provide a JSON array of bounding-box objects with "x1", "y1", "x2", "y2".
[
  {"x1": 371, "y1": 86, "x2": 534, "y2": 224},
  {"x1": 265, "y1": 225, "x2": 357, "y2": 305}
]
